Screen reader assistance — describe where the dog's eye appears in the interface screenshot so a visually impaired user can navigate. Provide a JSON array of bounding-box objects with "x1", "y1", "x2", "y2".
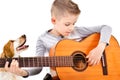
[{"x1": 10, "y1": 40, "x2": 14, "y2": 42}]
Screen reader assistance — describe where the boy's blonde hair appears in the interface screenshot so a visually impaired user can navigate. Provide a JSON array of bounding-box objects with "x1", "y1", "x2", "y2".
[{"x1": 51, "y1": 0, "x2": 81, "y2": 19}]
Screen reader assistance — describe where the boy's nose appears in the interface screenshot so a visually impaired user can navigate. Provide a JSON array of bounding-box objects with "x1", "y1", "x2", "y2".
[{"x1": 69, "y1": 25, "x2": 74, "y2": 31}]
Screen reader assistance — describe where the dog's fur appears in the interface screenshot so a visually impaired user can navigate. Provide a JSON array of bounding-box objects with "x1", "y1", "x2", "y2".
[{"x1": 0, "y1": 34, "x2": 29, "y2": 80}]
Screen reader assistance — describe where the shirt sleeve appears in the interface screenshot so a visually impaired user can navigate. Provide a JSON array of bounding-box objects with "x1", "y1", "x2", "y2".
[
  {"x1": 75, "y1": 25, "x2": 112, "y2": 44},
  {"x1": 36, "y1": 36, "x2": 46, "y2": 56}
]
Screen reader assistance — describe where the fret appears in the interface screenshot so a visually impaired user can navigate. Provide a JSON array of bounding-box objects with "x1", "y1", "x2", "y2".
[
  {"x1": 54, "y1": 57, "x2": 56, "y2": 66},
  {"x1": 70, "y1": 56, "x2": 74, "y2": 66},
  {"x1": 43, "y1": 57, "x2": 45, "y2": 66},
  {"x1": 53, "y1": 57, "x2": 55, "y2": 66},
  {"x1": 48, "y1": 57, "x2": 50, "y2": 66},
  {"x1": 63, "y1": 56, "x2": 65, "y2": 66},
  {"x1": 41, "y1": 57, "x2": 43, "y2": 67},
  {"x1": 34, "y1": 57, "x2": 37, "y2": 67},
  {"x1": 56, "y1": 57, "x2": 58, "y2": 66},
  {"x1": 65, "y1": 56, "x2": 67, "y2": 66},
  {"x1": 53, "y1": 56, "x2": 56, "y2": 67},
  {"x1": 67, "y1": 57, "x2": 69, "y2": 66},
  {"x1": 59, "y1": 57, "x2": 61, "y2": 66},
  {"x1": 64, "y1": 56, "x2": 67, "y2": 65},
  {"x1": 61, "y1": 57, "x2": 63, "y2": 66},
  {"x1": 25, "y1": 58, "x2": 29, "y2": 67},
  {"x1": 50, "y1": 57, "x2": 53, "y2": 66},
  {"x1": 57, "y1": 57, "x2": 59, "y2": 66},
  {"x1": 58, "y1": 56, "x2": 60, "y2": 66},
  {"x1": 46, "y1": 57, "x2": 48, "y2": 66},
  {"x1": 44, "y1": 57, "x2": 46, "y2": 66},
  {"x1": 59, "y1": 56, "x2": 62, "y2": 66},
  {"x1": 68, "y1": 56, "x2": 71, "y2": 66},
  {"x1": 66, "y1": 56, "x2": 68, "y2": 66},
  {"x1": 50, "y1": 57, "x2": 53, "y2": 67},
  {"x1": 23, "y1": 58, "x2": 25, "y2": 67},
  {"x1": 46, "y1": 57, "x2": 49, "y2": 66},
  {"x1": 32, "y1": 57, "x2": 34, "y2": 67},
  {"x1": 50, "y1": 57, "x2": 52, "y2": 67},
  {"x1": 67, "y1": 56, "x2": 70, "y2": 66},
  {"x1": 51, "y1": 57, "x2": 53, "y2": 67},
  {"x1": 61, "y1": 56, "x2": 64, "y2": 66},
  {"x1": 18, "y1": 58, "x2": 22, "y2": 67},
  {"x1": 28, "y1": 58, "x2": 30, "y2": 67},
  {"x1": 37, "y1": 57, "x2": 39, "y2": 67},
  {"x1": 59, "y1": 56, "x2": 62, "y2": 64},
  {"x1": 69, "y1": 56, "x2": 71, "y2": 66},
  {"x1": 18, "y1": 58, "x2": 21, "y2": 67},
  {"x1": 30, "y1": 58, "x2": 34, "y2": 67}
]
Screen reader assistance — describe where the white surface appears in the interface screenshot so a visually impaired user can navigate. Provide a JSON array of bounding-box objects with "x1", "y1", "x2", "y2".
[{"x1": 0, "y1": 0, "x2": 120, "y2": 80}]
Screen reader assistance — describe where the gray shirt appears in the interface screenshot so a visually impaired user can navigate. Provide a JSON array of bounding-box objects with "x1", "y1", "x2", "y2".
[{"x1": 27, "y1": 25, "x2": 112, "y2": 76}]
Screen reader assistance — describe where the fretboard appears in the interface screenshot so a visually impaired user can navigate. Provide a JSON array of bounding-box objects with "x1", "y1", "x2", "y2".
[{"x1": 0, "y1": 56, "x2": 74, "y2": 67}]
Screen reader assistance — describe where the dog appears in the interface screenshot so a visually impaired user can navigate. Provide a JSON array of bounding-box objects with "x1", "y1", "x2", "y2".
[{"x1": 0, "y1": 34, "x2": 29, "y2": 80}]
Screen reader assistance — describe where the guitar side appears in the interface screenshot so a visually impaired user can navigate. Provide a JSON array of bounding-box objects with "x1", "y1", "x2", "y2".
[{"x1": 52, "y1": 33, "x2": 120, "y2": 80}]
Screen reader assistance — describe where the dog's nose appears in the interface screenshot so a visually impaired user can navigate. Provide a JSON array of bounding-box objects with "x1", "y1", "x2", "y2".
[{"x1": 22, "y1": 34, "x2": 26, "y2": 38}]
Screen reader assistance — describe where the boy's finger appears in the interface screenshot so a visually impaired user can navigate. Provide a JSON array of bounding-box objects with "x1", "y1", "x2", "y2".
[
  {"x1": 4, "y1": 61, "x2": 9, "y2": 71},
  {"x1": 15, "y1": 60, "x2": 19, "y2": 67}
]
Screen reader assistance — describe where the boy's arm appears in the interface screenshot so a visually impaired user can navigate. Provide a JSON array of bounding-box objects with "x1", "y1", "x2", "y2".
[
  {"x1": 76, "y1": 25, "x2": 112, "y2": 66},
  {"x1": 4, "y1": 37, "x2": 45, "y2": 77},
  {"x1": 76, "y1": 25, "x2": 112, "y2": 44},
  {"x1": 86, "y1": 25, "x2": 112, "y2": 66},
  {"x1": 4, "y1": 59, "x2": 42, "y2": 77},
  {"x1": 4, "y1": 60, "x2": 29, "y2": 77},
  {"x1": 86, "y1": 42, "x2": 107, "y2": 66}
]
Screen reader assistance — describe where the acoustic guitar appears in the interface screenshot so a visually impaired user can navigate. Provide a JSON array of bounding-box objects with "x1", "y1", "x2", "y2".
[{"x1": 0, "y1": 33, "x2": 120, "y2": 80}]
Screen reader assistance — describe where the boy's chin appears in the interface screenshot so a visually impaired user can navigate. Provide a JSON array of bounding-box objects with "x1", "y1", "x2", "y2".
[{"x1": 64, "y1": 33, "x2": 70, "y2": 37}]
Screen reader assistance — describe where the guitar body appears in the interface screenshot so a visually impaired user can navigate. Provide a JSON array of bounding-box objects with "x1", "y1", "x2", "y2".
[{"x1": 50, "y1": 33, "x2": 120, "y2": 80}]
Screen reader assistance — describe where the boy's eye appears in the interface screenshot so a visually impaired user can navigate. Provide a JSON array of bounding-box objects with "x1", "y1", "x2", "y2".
[
  {"x1": 73, "y1": 23, "x2": 75, "y2": 25},
  {"x1": 65, "y1": 23, "x2": 70, "y2": 26}
]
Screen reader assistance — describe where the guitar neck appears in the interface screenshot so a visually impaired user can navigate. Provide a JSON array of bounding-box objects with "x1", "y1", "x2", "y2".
[{"x1": 0, "y1": 56, "x2": 74, "y2": 67}]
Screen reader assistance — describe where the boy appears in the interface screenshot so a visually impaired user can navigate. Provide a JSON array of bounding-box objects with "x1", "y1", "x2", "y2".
[{"x1": 4, "y1": 0, "x2": 112, "y2": 79}]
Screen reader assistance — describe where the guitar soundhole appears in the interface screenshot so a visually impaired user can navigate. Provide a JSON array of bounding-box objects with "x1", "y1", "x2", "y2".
[{"x1": 72, "y1": 51, "x2": 88, "y2": 72}]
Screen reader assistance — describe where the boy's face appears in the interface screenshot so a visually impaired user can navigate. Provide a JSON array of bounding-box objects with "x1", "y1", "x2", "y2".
[{"x1": 53, "y1": 13, "x2": 79, "y2": 36}]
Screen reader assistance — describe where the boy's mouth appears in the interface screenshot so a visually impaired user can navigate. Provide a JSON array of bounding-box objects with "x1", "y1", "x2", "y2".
[
  {"x1": 64, "y1": 32, "x2": 71, "y2": 36},
  {"x1": 66, "y1": 32, "x2": 71, "y2": 34}
]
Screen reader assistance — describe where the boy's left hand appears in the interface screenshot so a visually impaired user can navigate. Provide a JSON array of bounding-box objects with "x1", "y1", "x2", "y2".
[
  {"x1": 86, "y1": 42, "x2": 106, "y2": 66},
  {"x1": 4, "y1": 59, "x2": 28, "y2": 76}
]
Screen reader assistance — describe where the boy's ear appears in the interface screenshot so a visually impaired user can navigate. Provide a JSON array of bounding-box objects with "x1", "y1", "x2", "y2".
[{"x1": 51, "y1": 18, "x2": 56, "y2": 24}]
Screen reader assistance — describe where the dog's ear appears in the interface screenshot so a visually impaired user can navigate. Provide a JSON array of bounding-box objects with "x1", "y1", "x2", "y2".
[{"x1": 3, "y1": 40, "x2": 14, "y2": 58}]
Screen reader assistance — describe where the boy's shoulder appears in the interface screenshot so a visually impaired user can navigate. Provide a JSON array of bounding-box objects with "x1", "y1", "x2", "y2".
[
  {"x1": 38, "y1": 30, "x2": 58, "y2": 41},
  {"x1": 38, "y1": 31, "x2": 49, "y2": 39}
]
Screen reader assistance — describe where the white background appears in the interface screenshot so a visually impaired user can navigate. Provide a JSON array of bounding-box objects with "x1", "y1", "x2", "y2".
[{"x1": 0, "y1": 0, "x2": 120, "y2": 80}]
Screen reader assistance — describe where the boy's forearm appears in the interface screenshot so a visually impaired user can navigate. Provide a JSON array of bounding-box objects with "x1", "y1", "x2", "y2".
[
  {"x1": 97, "y1": 42, "x2": 107, "y2": 52},
  {"x1": 19, "y1": 69, "x2": 29, "y2": 78},
  {"x1": 98, "y1": 42, "x2": 106, "y2": 48}
]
